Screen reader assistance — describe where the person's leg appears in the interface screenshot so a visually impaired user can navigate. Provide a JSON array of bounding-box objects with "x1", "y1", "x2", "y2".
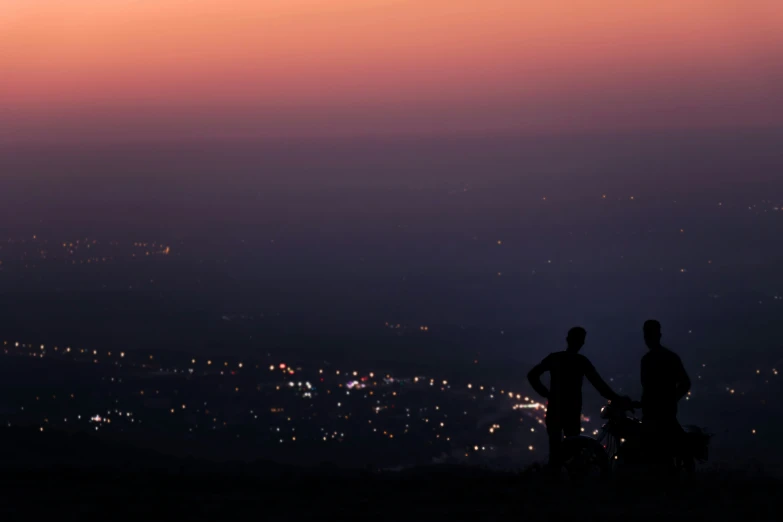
[
  {"x1": 562, "y1": 412, "x2": 581, "y2": 439},
  {"x1": 643, "y1": 417, "x2": 677, "y2": 479},
  {"x1": 547, "y1": 412, "x2": 581, "y2": 478},
  {"x1": 667, "y1": 418, "x2": 687, "y2": 477},
  {"x1": 641, "y1": 416, "x2": 660, "y2": 474},
  {"x1": 546, "y1": 418, "x2": 563, "y2": 474}
]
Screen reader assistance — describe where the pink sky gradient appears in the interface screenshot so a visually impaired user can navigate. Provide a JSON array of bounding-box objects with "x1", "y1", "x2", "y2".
[{"x1": 2, "y1": 0, "x2": 782, "y2": 141}]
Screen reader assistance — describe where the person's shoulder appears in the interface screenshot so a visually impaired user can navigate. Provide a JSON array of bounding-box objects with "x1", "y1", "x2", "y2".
[
  {"x1": 661, "y1": 346, "x2": 681, "y2": 361},
  {"x1": 643, "y1": 348, "x2": 677, "y2": 360},
  {"x1": 544, "y1": 351, "x2": 569, "y2": 364},
  {"x1": 574, "y1": 353, "x2": 593, "y2": 366}
]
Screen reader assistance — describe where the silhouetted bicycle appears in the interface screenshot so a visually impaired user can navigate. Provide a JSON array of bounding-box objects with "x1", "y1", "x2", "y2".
[{"x1": 559, "y1": 401, "x2": 710, "y2": 481}]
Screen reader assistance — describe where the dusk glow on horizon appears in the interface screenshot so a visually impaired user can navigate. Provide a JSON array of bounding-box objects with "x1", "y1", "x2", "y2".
[{"x1": 3, "y1": 0, "x2": 783, "y2": 141}]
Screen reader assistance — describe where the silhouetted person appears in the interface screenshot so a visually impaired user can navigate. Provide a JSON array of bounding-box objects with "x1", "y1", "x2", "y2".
[
  {"x1": 640, "y1": 319, "x2": 691, "y2": 474},
  {"x1": 528, "y1": 327, "x2": 628, "y2": 473}
]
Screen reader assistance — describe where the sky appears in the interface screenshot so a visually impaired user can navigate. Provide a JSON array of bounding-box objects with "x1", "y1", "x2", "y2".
[{"x1": 2, "y1": 0, "x2": 783, "y2": 142}]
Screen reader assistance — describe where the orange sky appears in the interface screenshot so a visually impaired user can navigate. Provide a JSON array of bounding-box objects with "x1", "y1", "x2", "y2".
[{"x1": 2, "y1": 0, "x2": 783, "y2": 140}]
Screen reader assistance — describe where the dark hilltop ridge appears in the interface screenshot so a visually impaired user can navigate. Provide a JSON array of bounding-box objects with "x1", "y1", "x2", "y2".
[{"x1": 0, "y1": 426, "x2": 777, "y2": 521}]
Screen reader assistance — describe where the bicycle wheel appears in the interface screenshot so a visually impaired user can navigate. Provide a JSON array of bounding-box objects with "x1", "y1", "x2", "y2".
[{"x1": 560, "y1": 436, "x2": 610, "y2": 481}]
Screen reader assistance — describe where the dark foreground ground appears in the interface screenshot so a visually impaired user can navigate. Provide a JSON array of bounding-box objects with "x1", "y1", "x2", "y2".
[
  {"x1": 0, "y1": 428, "x2": 778, "y2": 521},
  {"x1": 1, "y1": 467, "x2": 779, "y2": 521}
]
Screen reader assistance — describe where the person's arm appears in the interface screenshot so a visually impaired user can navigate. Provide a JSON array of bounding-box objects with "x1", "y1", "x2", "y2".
[
  {"x1": 527, "y1": 357, "x2": 551, "y2": 399},
  {"x1": 583, "y1": 358, "x2": 622, "y2": 402},
  {"x1": 675, "y1": 356, "x2": 691, "y2": 401}
]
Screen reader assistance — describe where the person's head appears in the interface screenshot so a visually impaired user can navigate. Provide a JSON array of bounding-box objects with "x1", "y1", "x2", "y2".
[
  {"x1": 566, "y1": 327, "x2": 587, "y2": 352},
  {"x1": 643, "y1": 320, "x2": 662, "y2": 349}
]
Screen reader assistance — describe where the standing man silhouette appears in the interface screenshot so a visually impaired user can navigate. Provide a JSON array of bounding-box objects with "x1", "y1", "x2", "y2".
[
  {"x1": 528, "y1": 327, "x2": 628, "y2": 472},
  {"x1": 640, "y1": 319, "x2": 691, "y2": 473}
]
